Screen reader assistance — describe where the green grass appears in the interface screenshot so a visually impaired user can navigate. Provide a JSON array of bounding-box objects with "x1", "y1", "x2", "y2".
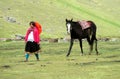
[
  {"x1": 0, "y1": 0, "x2": 120, "y2": 38},
  {"x1": 0, "y1": 41, "x2": 120, "y2": 79}
]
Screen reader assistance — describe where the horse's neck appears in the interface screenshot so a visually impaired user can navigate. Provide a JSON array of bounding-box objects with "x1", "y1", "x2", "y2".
[
  {"x1": 72, "y1": 21, "x2": 77, "y2": 24},
  {"x1": 69, "y1": 21, "x2": 82, "y2": 30},
  {"x1": 71, "y1": 22, "x2": 78, "y2": 27}
]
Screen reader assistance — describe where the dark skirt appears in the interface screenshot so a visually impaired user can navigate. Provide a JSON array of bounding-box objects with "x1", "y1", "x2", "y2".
[{"x1": 25, "y1": 41, "x2": 40, "y2": 53}]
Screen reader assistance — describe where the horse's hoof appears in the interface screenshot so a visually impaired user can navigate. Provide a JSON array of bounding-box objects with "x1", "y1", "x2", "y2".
[
  {"x1": 66, "y1": 55, "x2": 69, "y2": 57},
  {"x1": 96, "y1": 53, "x2": 101, "y2": 55},
  {"x1": 89, "y1": 53, "x2": 91, "y2": 55},
  {"x1": 80, "y1": 53, "x2": 83, "y2": 56}
]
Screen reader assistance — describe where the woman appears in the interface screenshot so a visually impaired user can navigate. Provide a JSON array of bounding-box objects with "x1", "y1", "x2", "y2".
[{"x1": 24, "y1": 21, "x2": 42, "y2": 62}]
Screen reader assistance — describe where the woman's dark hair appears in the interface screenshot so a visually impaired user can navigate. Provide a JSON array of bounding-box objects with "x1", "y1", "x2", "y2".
[{"x1": 29, "y1": 21, "x2": 35, "y2": 26}]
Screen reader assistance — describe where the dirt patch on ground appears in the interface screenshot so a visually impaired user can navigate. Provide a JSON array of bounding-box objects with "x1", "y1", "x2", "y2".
[
  {"x1": 111, "y1": 60, "x2": 120, "y2": 62},
  {"x1": 1, "y1": 65, "x2": 11, "y2": 69},
  {"x1": 75, "y1": 61, "x2": 95, "y2": 66},
  {"x1": 104, "y1": 55, "x2": 120, "y2": 58}
]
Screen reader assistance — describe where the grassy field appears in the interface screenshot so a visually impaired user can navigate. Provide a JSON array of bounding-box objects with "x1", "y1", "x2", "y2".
[
  {"x1": 0, "y1": 0, "x2": 120, "y2": 79},
  {"x1": 0, "y1": 0, "x2": 120, "y2": 38},
  {"x1": 0, "y1": 40, "x2": 120, "y2": 79}
]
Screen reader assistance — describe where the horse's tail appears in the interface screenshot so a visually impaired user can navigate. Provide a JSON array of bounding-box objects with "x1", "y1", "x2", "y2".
[
  {"x1": 88, "y1": 21, "x2": 97, "y2": 45},
  {"x1": 88, "y1": 21, "x2": 97, "y2": 35}
]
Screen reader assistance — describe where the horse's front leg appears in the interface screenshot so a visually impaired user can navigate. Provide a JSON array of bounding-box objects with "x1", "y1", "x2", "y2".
[
  {"x1": 66, "y1": 39, "x2": 74, "y2": 57},
  {"x1": 78, "y1": 39, "x2": 83, "y2": 56}
]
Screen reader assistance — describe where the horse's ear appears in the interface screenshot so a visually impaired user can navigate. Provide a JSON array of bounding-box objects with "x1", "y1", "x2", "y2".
[
  {"x1": 66, "y1": 19, "x2": 68, "y2": 22},
  {"x1": 71, "y1": 18, "x2": 73, "y2": 21}
]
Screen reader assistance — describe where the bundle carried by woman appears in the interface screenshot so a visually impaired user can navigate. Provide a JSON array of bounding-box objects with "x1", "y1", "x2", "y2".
[{"x1": 35, "y1": 22, "x2": 42, "y2": 35}]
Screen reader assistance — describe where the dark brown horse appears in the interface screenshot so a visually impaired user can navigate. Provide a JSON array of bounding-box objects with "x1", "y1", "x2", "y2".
[{"x1": 65, "y1": 19, "x2": 98, "y2": 56}]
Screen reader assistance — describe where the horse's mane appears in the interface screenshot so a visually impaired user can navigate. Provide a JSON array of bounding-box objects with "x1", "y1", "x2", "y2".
[{"x1": 72, "y1": 21, "x2": 77, "y2": 23}]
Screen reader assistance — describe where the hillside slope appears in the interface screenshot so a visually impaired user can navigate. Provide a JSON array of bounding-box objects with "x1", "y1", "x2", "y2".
[{"x1": 0, "y1": 0, "x2": 120, "y2": 38}]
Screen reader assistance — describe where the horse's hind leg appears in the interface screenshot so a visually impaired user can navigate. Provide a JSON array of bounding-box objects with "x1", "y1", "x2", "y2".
[
  {"x1": 87, "y1": 37, "x2": 93, "y2": 55},
  {"x1": 95, "y1": 38, "x2": 99, "y2": 55},
  {"x1": 90, "y1": 44, "x2": 93, "y2": 55}
]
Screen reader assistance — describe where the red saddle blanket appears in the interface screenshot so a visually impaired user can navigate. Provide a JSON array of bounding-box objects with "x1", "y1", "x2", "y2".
[{"x1": 78, "y1": 20, "x2": 91, "y2": 30}]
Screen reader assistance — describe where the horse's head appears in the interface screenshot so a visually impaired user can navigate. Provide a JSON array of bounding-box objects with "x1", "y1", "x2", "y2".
[{"x1": 65, "y1": 18, "x2": 73, "y2": 34}]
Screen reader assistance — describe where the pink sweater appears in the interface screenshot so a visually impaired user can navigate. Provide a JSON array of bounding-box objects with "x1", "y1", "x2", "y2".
[{"x1": 25, "y1": 27, "x2": 40, "y2": 44}]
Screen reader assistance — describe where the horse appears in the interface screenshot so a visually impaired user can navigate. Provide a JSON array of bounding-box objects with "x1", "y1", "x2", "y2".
[{"x1": 65, "y1": 19, "x2": 98, "y2": 57}]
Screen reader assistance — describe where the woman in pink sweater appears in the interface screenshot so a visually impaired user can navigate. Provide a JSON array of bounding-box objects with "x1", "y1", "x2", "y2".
[{"x1": 24, "y1": 21, "x2": 42, "y2": 62}]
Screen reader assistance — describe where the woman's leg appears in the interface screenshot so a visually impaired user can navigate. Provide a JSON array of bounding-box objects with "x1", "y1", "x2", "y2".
[
  {"x1": 25, "y1": 53, "x2": 29, "y2": 62},
  {"x1": 34, "y1": 52, "x2": 39, "y2": 61}
]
